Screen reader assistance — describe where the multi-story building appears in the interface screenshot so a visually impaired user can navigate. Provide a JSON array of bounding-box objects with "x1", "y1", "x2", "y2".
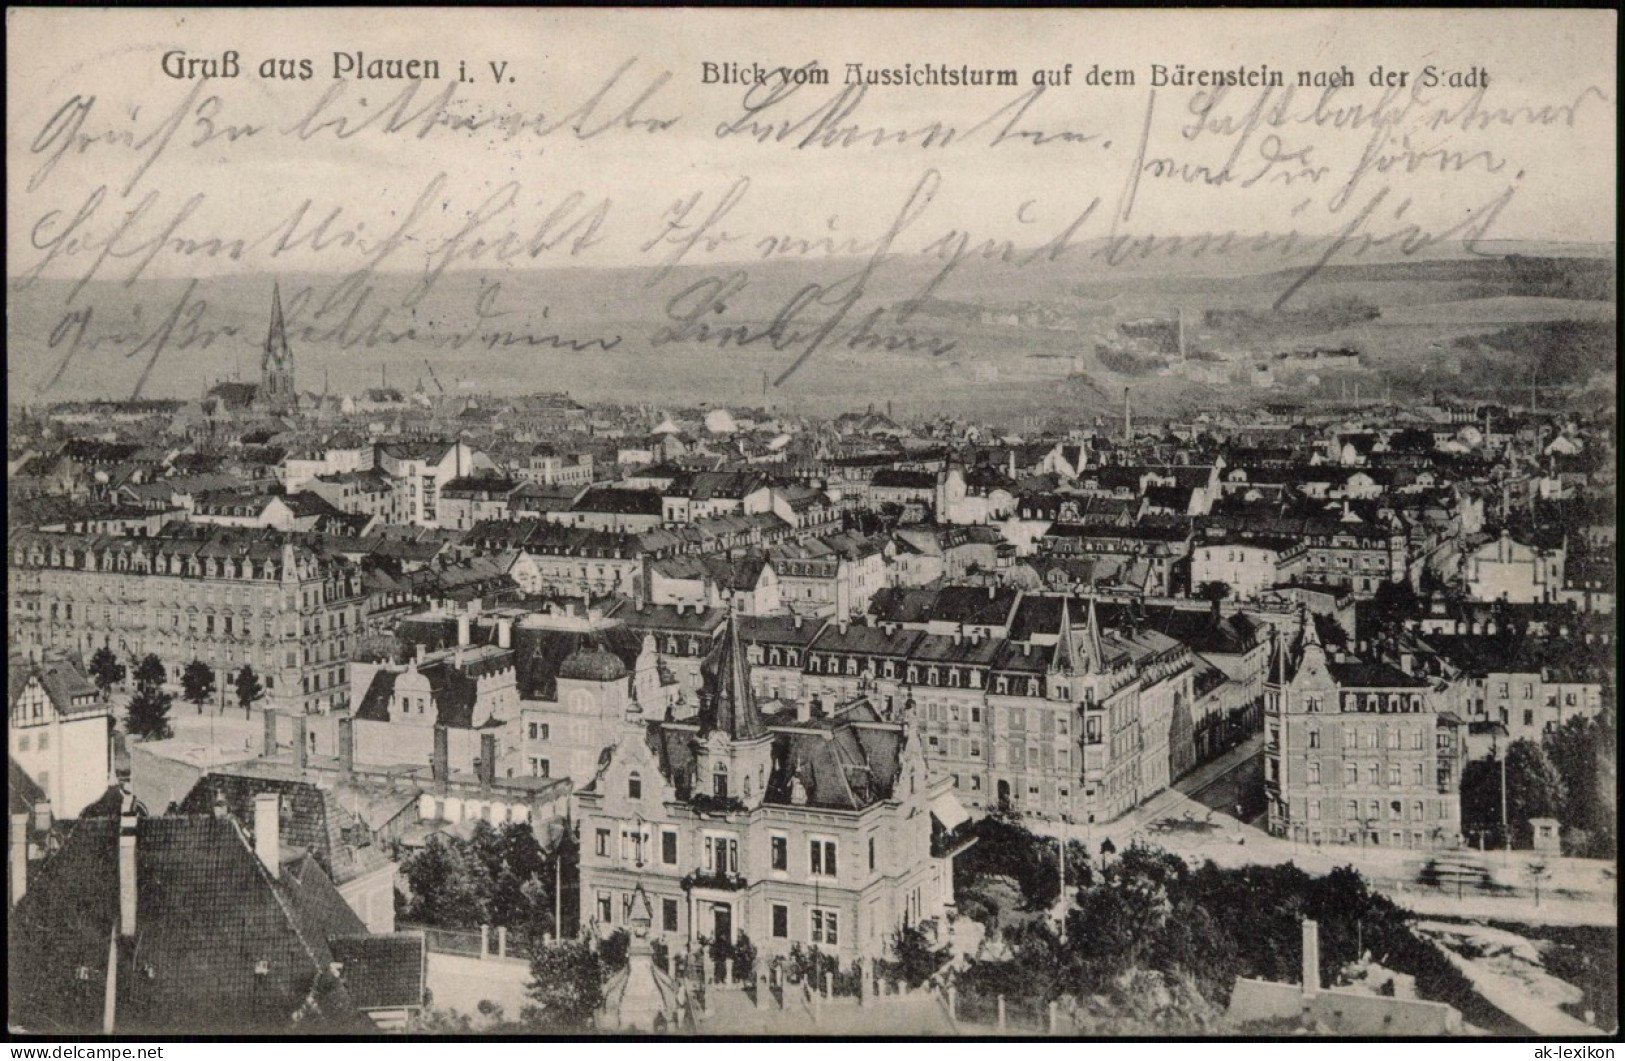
[
  {"x1": 1264, "y1": 619, "x2": 1464, "y2": 849},
  {"x1": 1191, "y1": 534, "x2": 1310, "y2": 600},
  {"x1": 375, "y1": 439, "x2": 480, "y2": 527},
  {"x1": 1421, "y1": 633, "x2": 1606, "y2": 748},
  {"x1": 8, "y1": 651, "x2": 111, "y2": 819},
  {"x1": 575, "y1": 617, "x2": 955, "y2": 968},
  {"x1": 518, "y1": 445, "x2": 595, "y2": 487},
  {"x1": 9, "y1": 528, "x2": 365, "y2": 715},
  {"x1": 1464, "y1": 530, "x2": 1566, "y2": 604},
  {"x1": 1300, "y1": 517, "x2": 1408, "y2": 597}
]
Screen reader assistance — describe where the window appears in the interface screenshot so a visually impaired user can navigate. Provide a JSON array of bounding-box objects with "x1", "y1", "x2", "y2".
[
  {"x1": 18, "y1": 735, "x2": 28, "y2": 752},
  {"x1": 1412, "y1": 763, "x2": 1424, "y2": 785},
  {"x1": 1411, "y1": 730, "x2": 1424, "y2": 750},
  {"x1": 712, "y1": 764, "x2": 729, "y2": 799},
  {"x1": 1344, "y1": 762, "x2": 1358, "y2": 785},
  {"x1": 597, "y1": 892, "x2": 613, "y2": 924},
  {"x1": 705, "y1": 835, "x2": 738, "y2": 875},
  {"x1": 1523, "y1": 710, "x2": 1534, "y2": 727},
  {"x1": 811, "y1": 908, "x2": 839, "y2": 945},
  {"x1": 970, "y1": 740, "x2": 982, "y2": 759},
  {"x1": 595, "y1": 829, "x2": 610, "y2": 857},
  {"x1": 971, "y1": 706, "x2": 982, "y2": 723},
  {"x1": 1412, "y1": 800, "x2": 1424, "y2": 821},
  {"x1": 1345, "y1": 800, "x2": 1358, "y2": 821},
  {"x1": 971, "y1": 775, "x2": 981, "y2": 791},
  {"x1": 1308, "y1": 729, "x2": 1320, "y2": 749},
  {"x1": 810, "y1": 838, "x2": 837, "y2": 877},
  {"x1": 662, "y1": 830, "x2": 678, "y2": 866},
  {"x1": 868, "y1": 836, "x2": 876, "y2": 871},
  {"x1": 628, "y1": 772, "x2": 642, "y2": 800},
  {"x1": 1389, "y1": 800, "x2": 1403, "y2": 819},
  {"x1": 1308, "y1": 761, "x2": 1321, "y2": 785},
  {"x1": 663, "y1": 898, "x2": 679, "y2": 933},
  {"x1": 1308, "y1": 800, "x2": 1321, "y2": 820},
  {"x1": 1387, "y1": 765, "x2": 1401, "y2": 785},
  {"x1": 771, "y1": 835, "x2": 788, "y2": 872}
]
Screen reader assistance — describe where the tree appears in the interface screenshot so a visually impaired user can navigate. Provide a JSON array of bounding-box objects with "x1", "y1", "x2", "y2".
[
  {"x1": 125, "y1": 686, "x2": 173, "y2": 741},
  {"x1": 89, "y1": 646, "x2": 126, "y2": 698},
  {"x1": 132, "y1": 653, "x2": 166, "y2": 692},
  {"x1": 888, "y1": 923, "x2": 950, "y2": 988},
  {"x1": 234, "y1": 664, "x2": 264, "y2": 719},
  {"x1": 399, "y1": 835, "x2": 488, "y2": 928},
  {"x1": 125, "y1": 653, "x2": 173, "y2": 740},
  {"x1": 181, "y1": 660, "x2": 217, "y2": 715},
  {"x1": 1504, "y1": 739, "x2": 1568, "y2": 848},
  {"x1": 525, "y1": 938, "x2": 604, "y2": 1031},
  {"x1": 1543, "y1": 713, "x2": 1617, "y2": 858}
]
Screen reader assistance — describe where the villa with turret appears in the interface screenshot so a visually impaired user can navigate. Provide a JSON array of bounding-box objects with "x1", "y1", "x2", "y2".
[{"x1": 575, "y1": 615, "x2": 961, "y2": 968}]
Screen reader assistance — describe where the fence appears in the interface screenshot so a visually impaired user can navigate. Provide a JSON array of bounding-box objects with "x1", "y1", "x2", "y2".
[{"x1": 399, "y1": 921, "x2": 535, "y2": 962}]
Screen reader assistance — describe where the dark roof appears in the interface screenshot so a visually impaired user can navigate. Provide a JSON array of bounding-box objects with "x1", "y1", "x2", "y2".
[
  {"x1": 7, "y1": 814, "x2": 373, "y2": 1033},
  {"x1": 1324, "y1": 660, "x2": 1429, "y2": 689},
  {"x1": 175, "y1": 773, "x2": 389, "y2": 886},
  {"x1": 513, "y1": 625, "x2": 644, "y2": 701},
  {"x1": 696, "y1": 617, "x2": 766, "y2": 741},
  {"x1": 9, "y1": 757, "x2": 47, "y2": 814},
  {"x1": 8, "y1": 656, "x2": 103, "y2": 720},
  {"x1": 329, "y1": 934, "x2": 426, "y2": 1010}
]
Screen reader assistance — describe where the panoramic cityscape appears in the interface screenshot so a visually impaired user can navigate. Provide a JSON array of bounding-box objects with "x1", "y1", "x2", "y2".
[
  {"x1": 7, "y1": 261, "x2": 1616, "y2": 1035},
  {"x1": 6, "y1": 6, "x2": 1616, "y2": 1043}
]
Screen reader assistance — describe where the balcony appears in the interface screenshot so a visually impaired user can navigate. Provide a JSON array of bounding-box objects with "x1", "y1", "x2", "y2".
[{"x1": 681, "y1": 869, "x2": 749, "y2": 893}]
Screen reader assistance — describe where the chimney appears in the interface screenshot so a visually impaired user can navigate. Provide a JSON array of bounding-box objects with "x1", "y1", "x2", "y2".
[
  {"x1": 338, "y1": 716, "x2": 354, "y2": 776},
  {"x1": 291, "y1": 714, "x2": 308, "y2": 771},
  {"x1": 478, "y1": 733, "x2": 497, "y2": 788},
  {"x1": 212, "y1": 792, "x2": 229, "y2": 819},
  {"x1": 793, "y1": 614, "x2": 803, "y2": 629},
  {"x1": 837, "y1": 618, "x2": 849, "y2": 635},
  {"x1": 497, "y1": 618, "x2": 512, "y2": 650},
  {"x1": 457, "y1": 613, "x2": 471, "y2": 647},
  {"x1": 988, "y1": 584, "x2": 996, "y2": 600},
  {"x1": 1301, "y1": 919, "x2": 1320, "y2": 997},
  {"x1": 118, "y1": 804, "x2": 138, "y2": 937},
  {"x1": 262, "y1": 708, "x2": 279, "y2": 757},
  {"x1": 10, "y1": 812, "x2": 28, "y2": 906},
  {"x1": 432, "y1": 725, "x2": 449, "y2": 784},
  {"x1": 253, "y1": 793, "x2": 282, "y2": 877},
  {"x1": 414, "y1": 643, "x2": 426, "y2": 666}
]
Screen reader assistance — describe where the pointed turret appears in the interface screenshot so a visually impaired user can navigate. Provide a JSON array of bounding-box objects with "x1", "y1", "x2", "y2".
[
  {"x1": 1082, "y1": 596, "x2": 1105, "y2": 674},
  {"x1": 1050, "y1": 597, "x2": 1078, "y2": 673},
  {"x1": 698, "y1": 612, "x2": 765, "y2": 741}
]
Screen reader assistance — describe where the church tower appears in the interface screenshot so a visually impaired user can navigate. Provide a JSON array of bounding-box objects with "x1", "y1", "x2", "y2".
[{"x1": 260, "y1": 283, "x2": 296, "y2": 412}]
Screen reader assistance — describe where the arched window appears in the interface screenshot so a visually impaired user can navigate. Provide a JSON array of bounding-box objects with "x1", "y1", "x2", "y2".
[{"x1": 628, "y1": 771, "x2": 642, "y2": 800}]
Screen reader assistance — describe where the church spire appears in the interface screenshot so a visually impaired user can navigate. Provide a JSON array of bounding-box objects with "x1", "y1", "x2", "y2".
[{"x1": 261, "y1": 283, "x2": 295, "y2": 408}]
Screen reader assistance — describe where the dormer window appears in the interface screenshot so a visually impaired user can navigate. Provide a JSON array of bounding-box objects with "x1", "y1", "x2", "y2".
[
  {"x1": 628, "y1": 771, "x2": 642, "y2": 800},
  {"x1": 713, "y1": 764, "x2": 728, "y2": 799}
]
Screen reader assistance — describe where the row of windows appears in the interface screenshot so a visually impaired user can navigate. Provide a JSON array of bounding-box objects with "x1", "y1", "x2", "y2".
[
  {"x1": 15, "y1": 731, "x2": 50, "y2": 751},
  {"x1": 1304, "y1": 798, "x2": 1449, "y2": 823},
  {"x1": 1302, "y1": 726, "x2": 1432, "y2": 750},
  {"x1": 594, "y1": 827, "x2": 850, "y2": 879},
  {"x1": 590, "y1": 893, "x2": 841, "y2": 946},
  {"x1": 1303, "y1": 760, "x2": 1431, "y2": 787}
]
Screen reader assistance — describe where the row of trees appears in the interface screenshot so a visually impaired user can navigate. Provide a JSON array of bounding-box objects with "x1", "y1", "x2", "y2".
[
  {"x1": 1461, "y1": 712, "x2": 1617, "y2": 857},
  {"x1": 89, "y1": 646, "x2": 268, "y2": 740}
]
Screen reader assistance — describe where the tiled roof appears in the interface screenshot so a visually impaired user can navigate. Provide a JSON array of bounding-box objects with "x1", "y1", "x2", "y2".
[
  {"x1": 8, "y1": 814, "x2": 375, "y2": 1033},
  {"x1": 329, "y1": 934, "x2": 426, "y2": 1010},
  {"x1": 9, "y1": 757, "x2": 47, "y2": 814}
]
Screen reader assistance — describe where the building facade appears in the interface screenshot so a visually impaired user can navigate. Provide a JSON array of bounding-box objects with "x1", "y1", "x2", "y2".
[{"x1": 1265, "y1": 620, "x2": 1464, "y2": 849}]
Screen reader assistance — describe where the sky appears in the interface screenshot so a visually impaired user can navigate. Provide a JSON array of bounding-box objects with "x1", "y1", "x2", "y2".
[{"x1": 6, "y1": 8, "x2": 1616, "y2": 285}]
